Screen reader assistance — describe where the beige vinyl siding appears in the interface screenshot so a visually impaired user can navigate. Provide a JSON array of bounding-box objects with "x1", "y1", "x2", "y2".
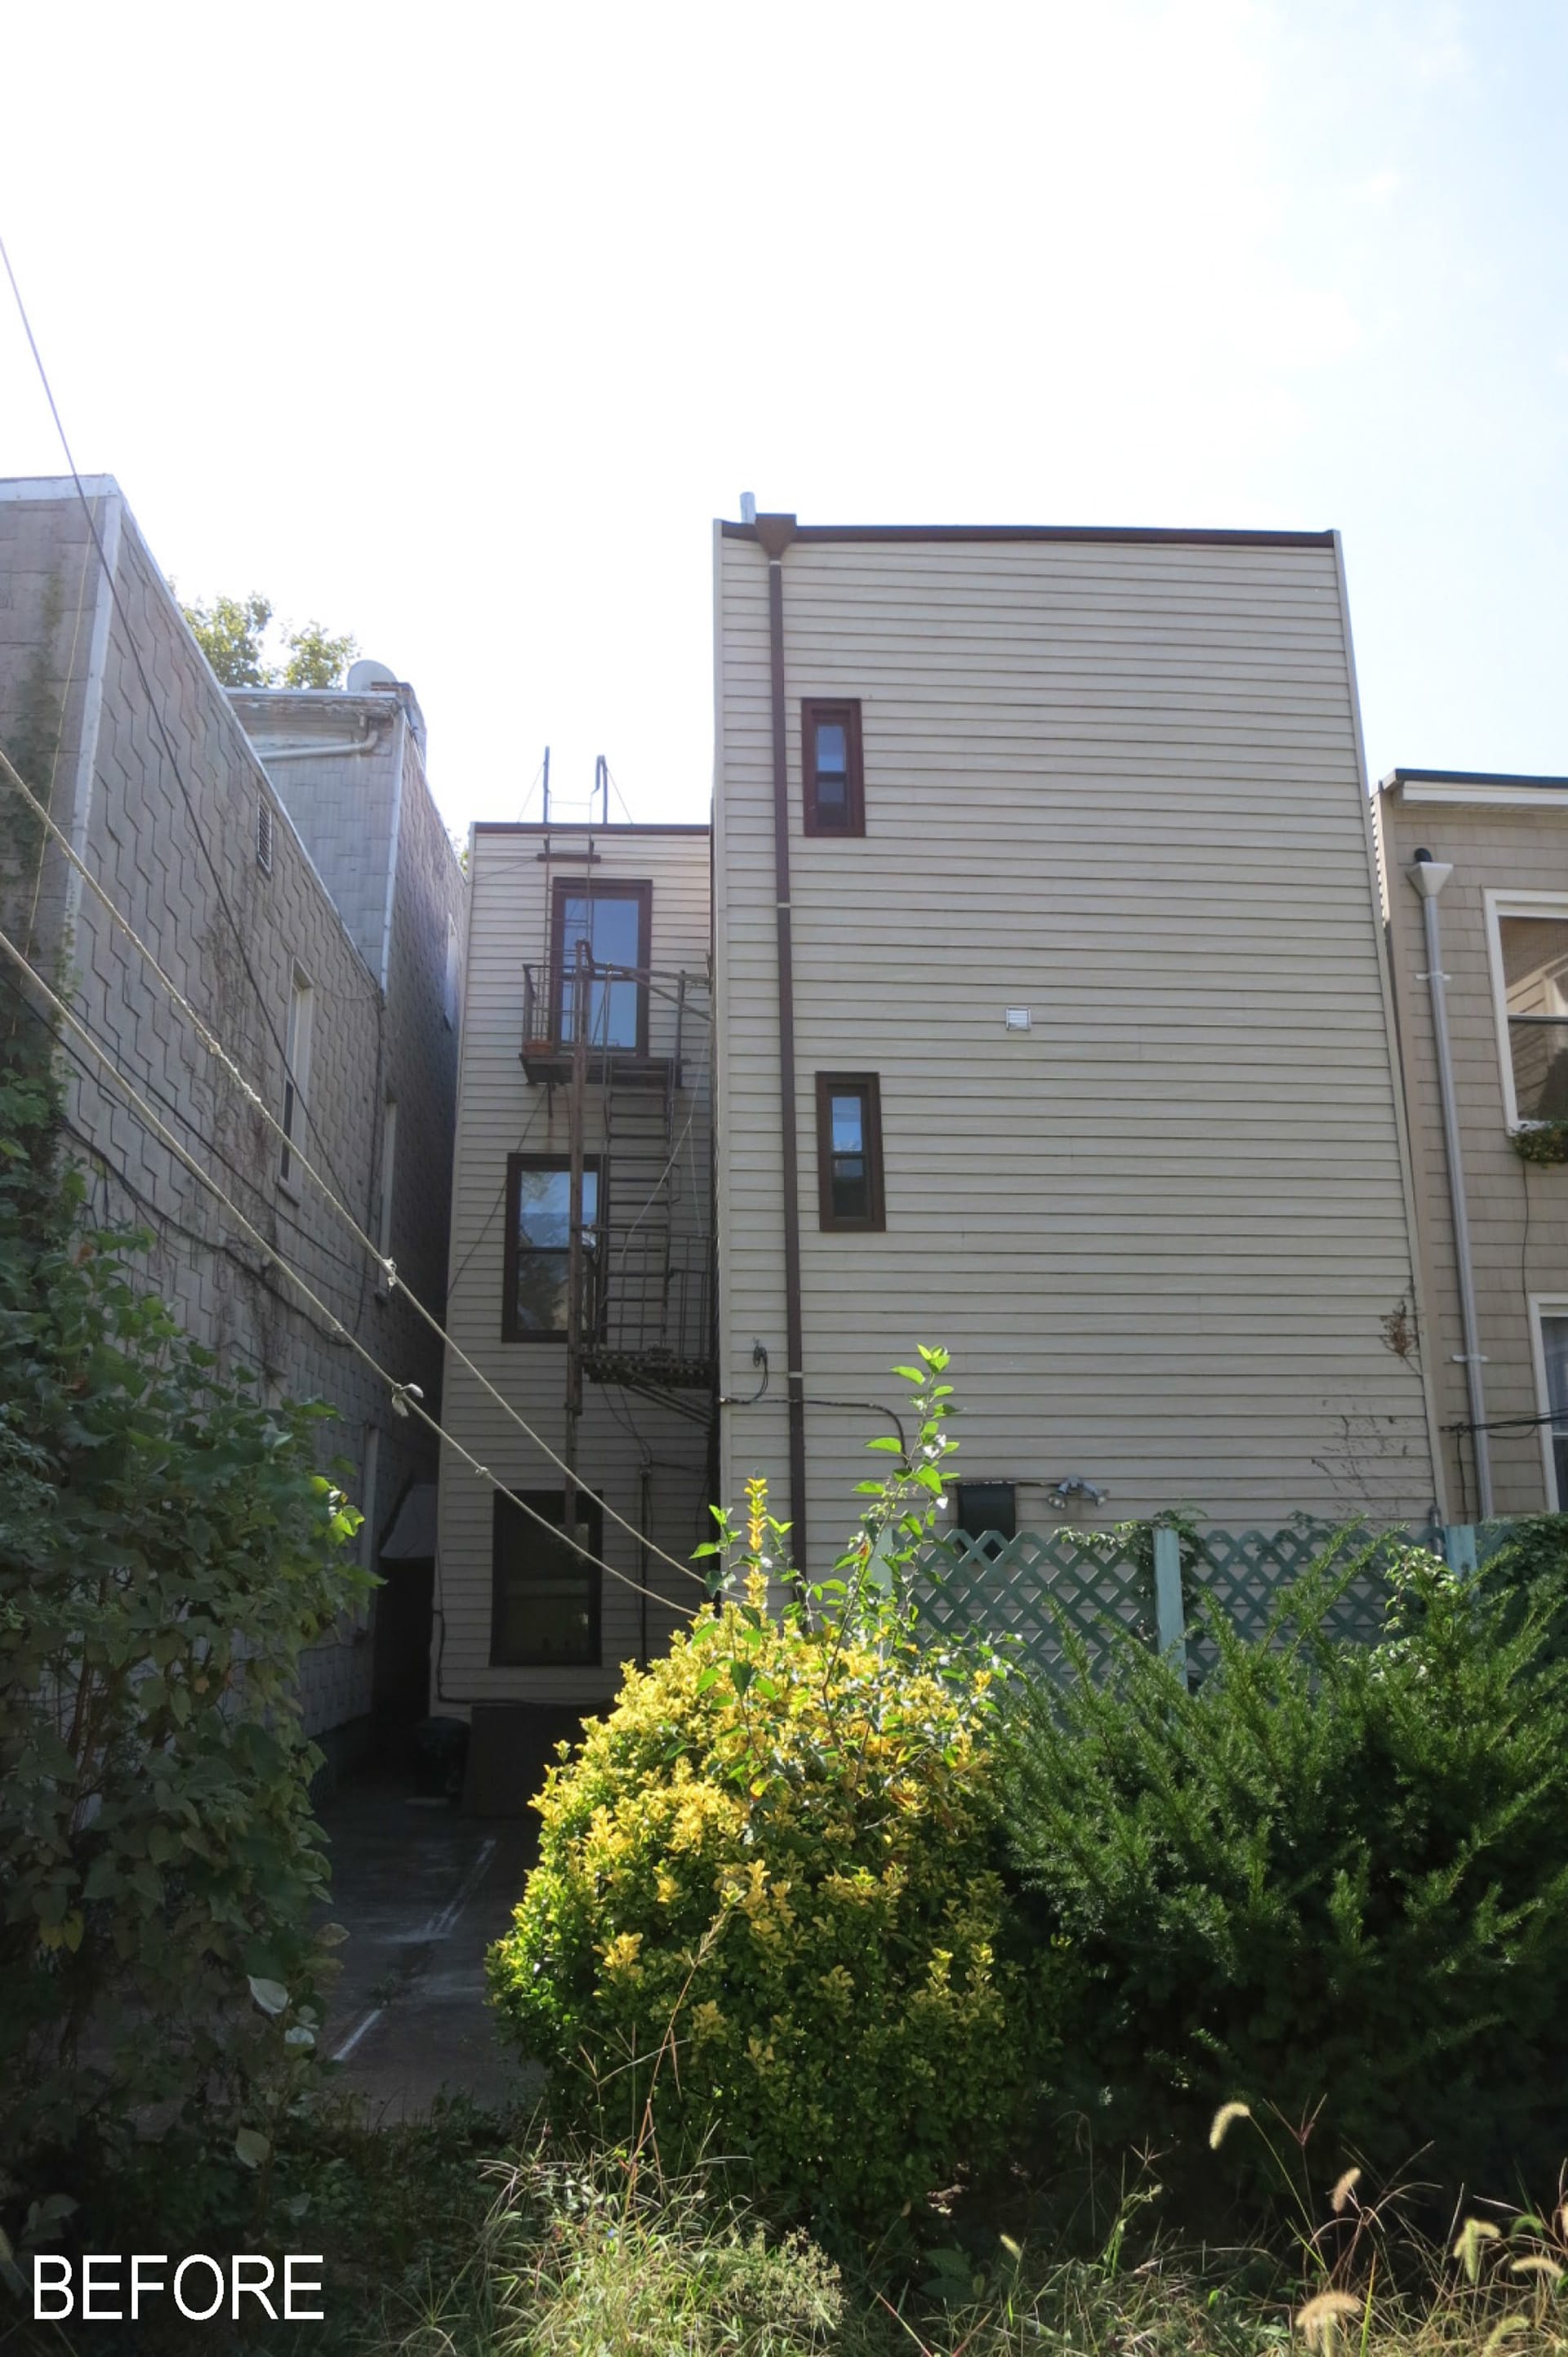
[
  {"x1": 1380, "y1": 785, "x2": 1568, "y2": 1519},
  {"x1": 715, "y1": 532, "x2": 1436, "y2": 1557},
  {"x1": 437, "y1": 825, "x2": 712, "y2": 1707}
]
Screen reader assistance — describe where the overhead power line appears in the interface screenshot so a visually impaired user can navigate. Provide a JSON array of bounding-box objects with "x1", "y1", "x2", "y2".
[
  {"x1": 0, "y1": 736, "x2": 704, "y2": 1588},
  {"x1": 0, "y1": 925, "x2": 697, "y2": 1618}
]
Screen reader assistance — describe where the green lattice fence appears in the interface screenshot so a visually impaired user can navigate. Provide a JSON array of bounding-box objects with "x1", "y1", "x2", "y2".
[
  {"x1": 912, "y1": 1519, "x2": 1474, "y2": 1689},
  {"x1": 911, "y1": 1529, "x2": 1155, "y2": 1685}
]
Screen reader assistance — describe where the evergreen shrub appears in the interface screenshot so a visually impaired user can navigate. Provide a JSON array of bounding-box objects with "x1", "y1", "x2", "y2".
[
  {"x1": 1000, "y1": 1544, "x2": 1568, "y2": 2201},
  {"x1": 488, "y1": 1354, "x2": 1054, "y2": 2235}
]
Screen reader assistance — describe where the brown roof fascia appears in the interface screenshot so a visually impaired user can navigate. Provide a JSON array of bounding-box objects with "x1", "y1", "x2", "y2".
[
  {"x1": 719, "y1": 520, "x2": 1335, "y2": 549},
  {"x1": 472, "y1": 821, "x2": 710, "y2": 835}
]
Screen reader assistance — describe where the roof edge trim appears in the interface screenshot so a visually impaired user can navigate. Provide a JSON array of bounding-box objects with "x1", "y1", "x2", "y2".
[{"x1": 719, "y1": 520, "x2": 1335, "y2": 549}]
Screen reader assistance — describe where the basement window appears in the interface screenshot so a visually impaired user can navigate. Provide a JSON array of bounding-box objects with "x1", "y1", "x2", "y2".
[
  {"x1": 955, "y1": 1482, "x2": 1018, "y2": 1545},
  {"x1": 815, "y1": 1074, "x2": 884, "y2": 1230},
  {"x1": 802, "y1": 699, "x2": 864, "y2": 836},
  {"x1": 490, "y1": 1488, "x2": 603, "y2": 1666}
]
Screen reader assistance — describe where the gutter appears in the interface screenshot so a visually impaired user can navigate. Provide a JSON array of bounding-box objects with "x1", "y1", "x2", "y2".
[
  {"x1": 1410, "y1": 853, "x2": 1494, "y2": 1518},
  {"x1": 757, "y1": 512, "x2": 809, "y2": 1571}
]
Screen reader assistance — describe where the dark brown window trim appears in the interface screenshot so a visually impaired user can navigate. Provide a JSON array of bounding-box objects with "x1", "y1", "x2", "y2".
[
  {"x1": 722, "y1": 520, "x2": 1336, "y2": 549},
  {"x1": 548, "y1": 877, "x2": 653, "y2": 1057},
  {"x1": 801, "y1": 699, "x2": 864, "y2": 837},
  {"x1": 815, "y1": 1072, "x2": 884, "y2": 1232},
  {"x1": 489, "y1": 1487, "x2": 604, "y2": 1668},
  {"x1": 501, "y1": 1152, "x2": 604, "y2": 1343}
]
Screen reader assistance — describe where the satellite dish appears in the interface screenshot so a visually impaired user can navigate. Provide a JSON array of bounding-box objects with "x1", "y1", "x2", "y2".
[{"x1": 345, "y1": 658, "x2": 399, "y2": 692}]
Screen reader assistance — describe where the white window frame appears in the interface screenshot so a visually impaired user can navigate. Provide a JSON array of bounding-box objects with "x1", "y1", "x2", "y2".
[
  {"x1": 1483, "y1": 889, "x2": 1568, "y2": 1131},
  {"x1": 1527, "y1": 1293, "x2": 1568, "y2": 1510},
  {"x1": 279, "y1": 966, "x2": 314, "y2": 1196}
]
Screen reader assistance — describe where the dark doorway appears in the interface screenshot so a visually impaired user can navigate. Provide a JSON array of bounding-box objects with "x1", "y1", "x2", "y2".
[{"x1": 372, "y1": 1560, "x2": 434, "y2": 1770}]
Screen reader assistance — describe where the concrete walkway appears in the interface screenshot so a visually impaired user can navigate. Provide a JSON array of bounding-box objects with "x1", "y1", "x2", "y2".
[{"x1": 317, "y1": 1781, "x2": 545, "y2": 2120}]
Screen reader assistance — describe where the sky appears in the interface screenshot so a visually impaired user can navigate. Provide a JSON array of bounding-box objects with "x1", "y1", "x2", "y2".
[{"x1": 1, "y1": 1, "x2": 1565, "y2": 836}]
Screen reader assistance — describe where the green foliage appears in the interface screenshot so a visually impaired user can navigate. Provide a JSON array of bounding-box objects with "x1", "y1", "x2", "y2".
[
  {"x1": 1510, "y1": 1121, "x2": 1568, "y2": 1166},
  {"x1": 282, "y1": 618, "x2": 359, "y2": 690},
  {"x1": 1477, "y1": 1513, "x2": 1568, "y2": 1665},
  {"x1": 178, "y1": 589, "x2": 357, "y2": 689},
  {"x1": 0, "y1": 1064, "x2": 367, "y2": 2207},
  {"x1": 1000, "y1": 1544, "x2": 1568, "y2": 2203},
  {"x1": 180, "y1": 588, "x2": 276, "y2": 685},
  {"x1": 488, "y1": 1353, "x2": 1054, "y2": 2236}
]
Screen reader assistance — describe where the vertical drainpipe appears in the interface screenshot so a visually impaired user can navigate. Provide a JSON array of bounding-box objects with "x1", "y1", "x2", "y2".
[
  {"x1": 1410, "y1": 853, "x2": 1494, "y2": 1519},
  {"x1": 755, "y1": 512, "x2": 808, "y2": 1571}
]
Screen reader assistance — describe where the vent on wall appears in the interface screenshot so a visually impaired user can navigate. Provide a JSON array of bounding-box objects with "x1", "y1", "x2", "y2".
[{"x1": 257, "y1": 796, "x2": 274, "y2": 875}]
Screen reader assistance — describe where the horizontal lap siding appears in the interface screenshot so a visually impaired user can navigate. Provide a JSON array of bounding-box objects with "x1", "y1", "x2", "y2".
[
  {"x1": 715, "y1": 532, "x2": 1434, "y2": 1551},
  {"x1": 1381, "y1": 792, "x2": 1568, "y2": 1518},
  {"x1": 438, "y1": 828, "x2": 712, "y2": 1705}
]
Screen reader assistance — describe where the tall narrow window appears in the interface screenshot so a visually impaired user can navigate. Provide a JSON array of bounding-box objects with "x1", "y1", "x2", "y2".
[
  {"x1": 550, "y1": 880, "x2": 651, "y2": 1052},
  {"x1": 375, "y1": 1097, "x2": 398, "y2": 1291},
  {"x1": 1493, "y1": 903, "x2": 1568, "y2": 1124},
  {"x1": 802, "y1": 699, "x2": 864, "y2": 835},
  {"x1": 502, "y1": 1156, "x2": 603, "y2": 1340},
  {"x1": 815, "y1": 1073, "x2": 884, "y2": 1231},
  {"x1": 279, "y1": 969, "x2": 314, "y2": 1192},
  {"x1": 491, "y1": 1488, "x2": 603, "y2": 1665},
  {"x1": 1537, "y1": 1308, "x2": 1568, "y2": 1509},
  {"x1": 443, "y1": 914, "x2": 461, "y2": 1030},
  {"x1": 257, "y1": 796, "x2": 274, "y2": 874}
]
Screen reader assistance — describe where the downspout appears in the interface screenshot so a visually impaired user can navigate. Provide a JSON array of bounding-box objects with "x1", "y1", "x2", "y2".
[
  {"x1": 756, "y1": 512, "x2": 808, "y2": 1572},
  {"x1": 1410, "y1": 853, "x2": 1494, "y2": 1518}
]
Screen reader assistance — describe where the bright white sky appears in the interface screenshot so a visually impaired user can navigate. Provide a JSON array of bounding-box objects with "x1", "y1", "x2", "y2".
[{"x1": 2, "y1": 2, "x2": 1564, "y2": 835}]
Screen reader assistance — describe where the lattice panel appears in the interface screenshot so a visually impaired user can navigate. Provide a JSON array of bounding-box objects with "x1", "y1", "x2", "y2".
[
  {"x1": 911, "y1": 1530, "x2": 1155, "y2": 1686},
  {"x1": 1185, "y1": 1525, "x2": 1393, "y2": 1682}
]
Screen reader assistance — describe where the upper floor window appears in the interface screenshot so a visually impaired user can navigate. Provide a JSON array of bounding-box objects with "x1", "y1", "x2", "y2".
[
  {"x1": 257, "y1": 795, "x2": 274, "y2": 875},
  {"x1": 443, "y1": 915, "x2": 461, "y2": 1029},
  {"x1": 815, "y1": 1073, "x2": 884, "y2": 1230},
  {"x1": 502, "y1": 1155, "x2": 602, "y2": 1340},
  {"x1": 1487, "y1": 894, "x2": 1568, "y2": 1125},
  {"x1": 279, "y1": 968, "x2": 314, "y2": 1195},
  {"x1": 802, "y1": 699, "x2": 864, "y2": 836},
  {"x1": 550, "y1": 879, "x2": 651, "y2": 1053}
]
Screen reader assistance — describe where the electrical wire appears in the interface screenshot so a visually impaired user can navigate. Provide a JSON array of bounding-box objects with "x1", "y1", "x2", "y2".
[
  {"x1": 0, "y1": 737, "x2": 705, "y2": 1587},
  {"x1": 0, "y1": 232, "x2": 368, "y2": 1216},
  {"x1": 0, "y1": 925, "x2": 696, "y2": 1617}
]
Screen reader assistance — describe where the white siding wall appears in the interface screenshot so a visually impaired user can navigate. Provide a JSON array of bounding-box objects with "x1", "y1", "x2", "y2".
[
  {"x1": 436, "y1": 825, "x2": 712, "y2": 1708},
  {"x1": 715, "y1": 528, "x2": 1437, "y2": 1562}
]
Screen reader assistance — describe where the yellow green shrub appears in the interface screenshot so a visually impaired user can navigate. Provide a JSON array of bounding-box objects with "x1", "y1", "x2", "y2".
[{"x1": 488, "y1": 1363, "x2": 1054, "y2": 2234}]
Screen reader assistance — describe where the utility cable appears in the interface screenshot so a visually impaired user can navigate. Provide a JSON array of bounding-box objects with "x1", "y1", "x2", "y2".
[
  {"x1": 0, "y1": 925, "x2": 695, "y2": 1617},
  {"x1": 0, "y1": 738, "x2": 705, "y2": 1586},
  {"x1": 0, "y1": 232, "x2": 368, "y2": 1214}
]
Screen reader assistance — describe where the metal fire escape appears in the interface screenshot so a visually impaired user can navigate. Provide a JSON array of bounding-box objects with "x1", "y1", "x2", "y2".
[{"x1": 520, "y1": 925, "x2": 715, "y2": 1481}]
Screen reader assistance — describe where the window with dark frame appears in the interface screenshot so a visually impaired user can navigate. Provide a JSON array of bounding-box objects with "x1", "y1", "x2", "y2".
[
  {"x1": 815, "y1": 1073, "x2": 884, "y2": 1231},
  {"x1": 501, "y1": 1155, "x2": 603, "y2": 1340},
  {"x1": 802, "y1": 699, "x2": 864, "y2": 836},
  {"x1": 955, "y1": 1482, "x2": 1018, "y2": 1547},
  {"x1": 490, "y1": 1488, "x2": 603, "y2": 1666},
  {"x1": 550, "y1": 878, "x2": 652, "y2": 1054}
]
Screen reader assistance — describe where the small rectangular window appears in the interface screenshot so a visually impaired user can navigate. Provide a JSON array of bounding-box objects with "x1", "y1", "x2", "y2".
[
  {"x1": 955, "y1": 1481, "x2": 1018, "y2": 1545},
  {"x1": 279, "y1": 969, "x2": 314, "y2": 1193},
  {"x1": 1498, "y1": 910, "x2": 1568, "y2": 1121},
  {"x1": 802, "y1": 699, "x2": 864, "y2": 836},
  {"x1": 490, "y1": 1488, "x2": 603, "y2": 1666},
  {"x1": 257, "y1": 797, "x2": 274, "y2": 874},
  {"x1": 502, "y1": 1155, "x2": 603, "y2": 1340},
  {"x1": 815, "y1": 1073, "x2": 884, "y2": 1231}
]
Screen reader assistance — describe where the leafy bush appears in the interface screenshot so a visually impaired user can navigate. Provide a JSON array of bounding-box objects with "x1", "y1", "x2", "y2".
[
  {"x1": 0, "y1": 1061, "x2": 366, "y2": 2214},
  {"x1": 488, "y1": 1354, "x2": 1054, "y2": 2236},
  {"x1": 1000, "y1": 1543, "x2": 1568, "y2": 2202}
]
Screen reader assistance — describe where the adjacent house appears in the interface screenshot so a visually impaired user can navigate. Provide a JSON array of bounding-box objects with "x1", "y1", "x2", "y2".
[
  {"x1": 712, "y1": 515, "x2": 1441, "y2": 1569},
  {"x1": 1377, "y1": 768, "x2": 1568, "y2": 1522},
  {"x1": 0, "y1": 475, "x2": 466, "y2": 1774},
  {"x1": 434, "y1": 818, "x2": 712, "y2": 1799}
]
